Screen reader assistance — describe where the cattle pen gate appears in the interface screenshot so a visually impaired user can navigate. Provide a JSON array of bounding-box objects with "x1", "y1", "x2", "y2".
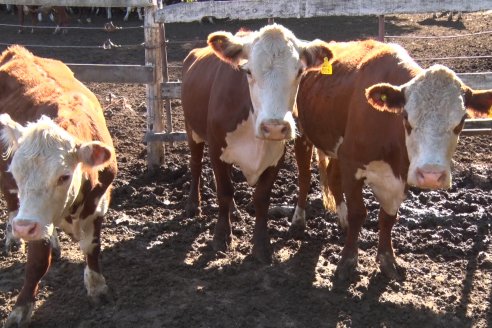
[{"x1": 3, "y1": 0, "x2": 492, "y2": 170}]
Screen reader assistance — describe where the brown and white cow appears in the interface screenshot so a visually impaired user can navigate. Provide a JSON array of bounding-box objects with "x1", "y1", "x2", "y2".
[
  {"x1": 291, "y1": 40, "x2": 492, "y2": 280},
  {"x1": 181, "y1": 24, "x2": 332, "y2": 262},
  {"x1": 0, "y1": 45, "x2": 117, "y2": 327}
]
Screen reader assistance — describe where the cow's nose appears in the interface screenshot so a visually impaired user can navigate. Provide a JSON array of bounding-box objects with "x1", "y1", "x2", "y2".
[
  {"x1": 13, "y1": 220, "x2": 39, "y2": 240},
  {"x1": 416, "y1": 167, "x2": 447, "y2": 189},
  {"x1": 259, "y1": 120, "x2": 292, "y2": 140}
]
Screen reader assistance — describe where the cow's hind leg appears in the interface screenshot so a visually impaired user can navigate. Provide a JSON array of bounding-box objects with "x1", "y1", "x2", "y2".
[
  {"x1": 289, "y1": 133, "x2": 313, "y2": 238},
  {"x1": 252, "y1": 153, "x2": 285, "y2": 263},
  {"x1": 185, "y1": 137, "x2": 205, "y2": 217},
  {"x1": 210, "y1": 152, "x2": 234, "y2": 252},
  {"x1": 324, "y1": 158, "x2": 347, "y2": 229},
  {"x1": 335, "y1": 170, "x2": 366, "y2": 282},
  {"x1": 80, "y1": 215, "x2": 110, "y2": 304},
  {"x1": 4, "y1": 239, "x2": 51, "y2": 328}
]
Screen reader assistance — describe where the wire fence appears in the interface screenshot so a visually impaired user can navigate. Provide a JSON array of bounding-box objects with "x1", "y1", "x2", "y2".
[
  {"x1": 0, "y1": 39, "x2": 145, "y2": 50},
  {"x1": 0, "y1": 22, "x2": 144, "y2": 31},
  {"x1": 385, "y1": 29, "x2": 492, "y2": 39},
  {"x1": 1, "y1": 14, "x2": 492, "y2": 63}
]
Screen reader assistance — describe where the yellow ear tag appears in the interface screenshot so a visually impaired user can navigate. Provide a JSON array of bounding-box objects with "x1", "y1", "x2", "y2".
[
  {"x1": 380, "y1": 94, "x2": 387, "y2": 102},
  {"x1": 320, "y1": 57, "x2": 332, "y2": 75}
]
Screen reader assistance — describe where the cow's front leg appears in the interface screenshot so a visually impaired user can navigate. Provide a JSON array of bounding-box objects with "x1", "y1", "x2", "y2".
[
  {"x1": 377, "y1": 209, "x2": 401, "y2": 279},
  {"x1": 252, "y1": 154, "x2": 284, "y2": 263},
  {"x1": 80, "y1": 216, "x2": 110, "y2": 304},
  {"x1": 4, "y1": 239, "x2": 51, "y2": 328},
  {"x1": 289, "y1": 133, "x2": 313, "y2": 239},
  {"x1": 335, "y1": 174, "x2": 366, "y2": 282},
  {"x1": 209, "y1": 151, "x2": 234, "y2": 252}
]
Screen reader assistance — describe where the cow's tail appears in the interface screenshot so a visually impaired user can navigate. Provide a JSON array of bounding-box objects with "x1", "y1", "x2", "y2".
[{"x1": 317, "y1": 151, "x2": 336, "y2": 213}]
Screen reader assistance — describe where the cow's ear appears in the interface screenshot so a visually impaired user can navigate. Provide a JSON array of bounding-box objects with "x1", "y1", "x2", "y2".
[
  {"x1": 0, "y1": 113, "x2": 25, "y2": 157},
  {"x1": 366, "y1": 83, "x2": 406, "y2": 114},
  {"x1": 463, "y1": 86, "x2": 492, "y2": 118},
  {"x1": 77, "y1": 141, "x2": 113, "y2": 169},
  {"x1": 301, "y1": 40, "x2": 333, "y2": 68},
  {"x1": 208, "y1": 31, "x2": 246, "y2": 67}
]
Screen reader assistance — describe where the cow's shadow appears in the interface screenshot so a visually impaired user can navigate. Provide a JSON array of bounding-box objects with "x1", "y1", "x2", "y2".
[
  {"x1": 418, "y1": 18, "x2": 466, "y2": 30},
  {"x1": 1, "y1": 212, "x2": 488, "y2": 328}
]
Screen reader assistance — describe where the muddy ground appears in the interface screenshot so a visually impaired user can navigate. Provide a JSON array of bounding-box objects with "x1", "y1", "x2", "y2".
[{"x1": 0, "y1": 8, "x2": 491, "y2": 328}]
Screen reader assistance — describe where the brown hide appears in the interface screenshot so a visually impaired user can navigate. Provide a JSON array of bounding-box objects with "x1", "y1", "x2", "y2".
[
  {"x1": 182, "y1": 46, "x2": 251, "y2": 144},
  {"x1": 298, "y1": 40, "x2": 421, "y2": 176},
  {"x1": 0, "y1": 45, "x2": 113, "y2": 147},
  {"x1": 294, "y1": 40, "x2": 423, "y2": 280},
  {"x1": 0, "y1": 45, "x2": 116, "y2": 324}
]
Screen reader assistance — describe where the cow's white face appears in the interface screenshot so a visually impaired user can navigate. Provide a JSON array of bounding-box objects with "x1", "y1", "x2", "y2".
[
  {"x1": 402, "y1": 66, "x2": 465, "y2": 189},
  {"x1": 0, "y1": 114, "x2": 113, "y2": 241},
  {"x1": 208, "y1": 24, "x2": 333, "y2": 140},
  {"x1": 366, "y1": 64, "x2": 492, "y2": 190}
]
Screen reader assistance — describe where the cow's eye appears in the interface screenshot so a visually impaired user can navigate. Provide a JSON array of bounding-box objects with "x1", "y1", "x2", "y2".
[
  {"x1": 402, "y1": 110, "x2": 412, "y2": 134},
  {"x1": 57, "y1": 175, "x2": 71, "y2": 185},
  {"x1": 453, "y1": 115, "x2": 467, "y2": 134}
]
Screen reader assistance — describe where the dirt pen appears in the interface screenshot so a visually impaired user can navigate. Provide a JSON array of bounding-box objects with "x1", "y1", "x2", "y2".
[{"x1": 0, "y1": 1, "x2": 491, "y2": 327}]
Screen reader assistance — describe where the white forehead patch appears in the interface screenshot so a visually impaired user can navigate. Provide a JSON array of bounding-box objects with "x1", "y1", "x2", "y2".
[
  {"x1": 404, "y1": 65, "x2": 466, "y2": 132},
  {"x1": 7, "y1": 117, "x2": 78, "y2": 190}
]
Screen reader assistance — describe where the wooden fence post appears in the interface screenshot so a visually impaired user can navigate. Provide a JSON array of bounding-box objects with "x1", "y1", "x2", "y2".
[
  {"x1": 378, "y1": 15, "x2": 385, "y2": 41},
  {"x1": 160, "y1": 22, "x2": 174, "y2": 147},
  {"x1": 145, "y1": 2, "x2": 165, "y2": 170}
]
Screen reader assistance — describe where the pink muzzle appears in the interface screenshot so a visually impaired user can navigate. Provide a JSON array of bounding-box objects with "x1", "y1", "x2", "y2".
[
  {"x1": 12, "y1": 219, "x2": 41, "y2": 240},
  {"x1": 258, "y1": 120, "x2": 292, "y2": 140},
  {"x1": 415, "y1": 167, "x2": 448, "y2": 189}
]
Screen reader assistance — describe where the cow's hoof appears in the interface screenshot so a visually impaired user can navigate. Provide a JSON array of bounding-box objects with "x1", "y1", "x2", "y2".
[
  {"x1": 4, "y1": 303, "x2": 34, "y2": 328},
  {"x1": 334, "y1": 255, "x2": 357, "y2": 282},
  {"x1": 89, "y1": 286, "x2": 113, "y2": 306},
  {"x1": 252, "y1": 239, "x2": 272, "y2": 264},
  {"x1": 288, "y1": 222, "x2": 305, "y2": 240},
  {"x1": 3, "y1": 238, "x2": 25, "y2": 256},
  {"x1": 252, "y1": 246, "x2": 272, "y2": 264},
  {"x1": 377, "y1": 253, "x2": 401, "y2": 280},
  {"x1": 212, "y1": 234, "x2": 232, "y2": 252},
  {"x1": 185, "y1": 201, "x2": 200, "y2": 217}
]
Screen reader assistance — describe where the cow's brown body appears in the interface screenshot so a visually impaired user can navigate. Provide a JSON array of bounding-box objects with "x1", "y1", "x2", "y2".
[
  {"x1": 182, "y1": 46, "x2": 279, "y2": 261},
  {"x1": 0, "y1": 45, "x2": 116, "y2": 326},
  {"x1": 182, "y1": 25, "x2": 332, "y2": 262},
  {"x1": 293, "y1": 40, "x2": 492, "y2": 280}
]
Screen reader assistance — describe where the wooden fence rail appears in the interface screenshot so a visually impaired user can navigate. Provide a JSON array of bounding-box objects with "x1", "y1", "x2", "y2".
[
  {"x1": 156, "y1": 0, "x2": 492, "y2": 23},
  {"x1": 2, "y1": 0, "x2": 153, "y2": 7}
]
